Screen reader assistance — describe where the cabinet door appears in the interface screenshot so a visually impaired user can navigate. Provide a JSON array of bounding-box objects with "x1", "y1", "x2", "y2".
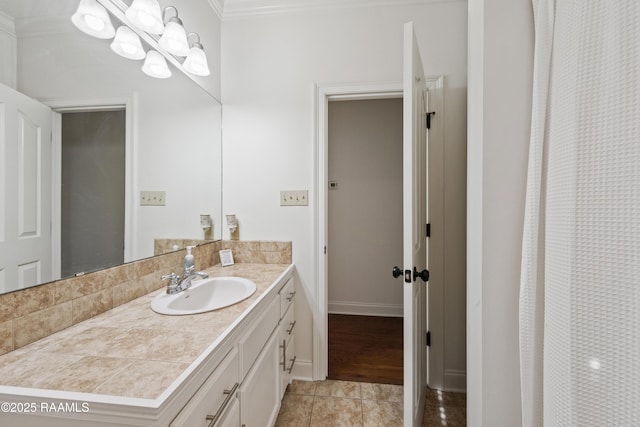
[{"x1": 240, "y1": 329, "x2": 280, "y2": 427}]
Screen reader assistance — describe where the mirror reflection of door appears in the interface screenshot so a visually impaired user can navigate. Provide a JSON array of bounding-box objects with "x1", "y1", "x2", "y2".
[
  {"x1": 61, "y1": 110, "x2": 125, "y2": 277},
  {"x1": 0, "y1": 82, "x2": 53, "y2": 292}
]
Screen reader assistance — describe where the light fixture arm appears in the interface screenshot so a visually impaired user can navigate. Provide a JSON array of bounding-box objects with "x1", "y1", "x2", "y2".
[
  {"x1": 187, "y1": 32, "x2": 204, "y2": 49},
  {"x1": 162, "y1": 6, "x2": 182, "y2": 25}
]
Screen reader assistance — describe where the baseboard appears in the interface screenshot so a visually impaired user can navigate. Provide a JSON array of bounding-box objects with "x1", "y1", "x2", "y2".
[
  {"x1": 328, "y1": 300, "x2": 403, "y2": 317},
  {"x1": 443, "y1": 369, "x2": 466, "y2": 392},
  {"x1": 291, "y1": 359, "x2": 313, "y2": 381}
]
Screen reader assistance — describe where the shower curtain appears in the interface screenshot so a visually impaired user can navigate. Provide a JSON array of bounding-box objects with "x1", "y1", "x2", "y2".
[{"x1": 519, "y1": 1, "x2": 640, "y2": 426}]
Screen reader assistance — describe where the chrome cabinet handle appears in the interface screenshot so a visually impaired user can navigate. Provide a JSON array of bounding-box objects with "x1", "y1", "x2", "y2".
[
  {"x1": 286, "y1": 291, "x2": 296, "y2": 302},
  {"x1": 287, "y1": 356, "x2": 297, "y2": 374},
  {"x1": 286, "y1": 320, "x2": 296, "y2": 335},
  {"x1": 205, "y1": 382, "x2": 239, "y2": 427},
  {"x1": 280, "y1": 340, "x2": 286, "y2": 370}
]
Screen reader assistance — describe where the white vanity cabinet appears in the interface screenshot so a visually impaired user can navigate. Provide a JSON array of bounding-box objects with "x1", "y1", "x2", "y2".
[
  {"x1": 173, "y1": 287, "x2": 286, "y2": 427},
  {"x1": 0, "y1": 265, "x2": 295, "y2": 427},
  {"x1": 278, "y1": 278, "x2": 296, "y2": 399}
]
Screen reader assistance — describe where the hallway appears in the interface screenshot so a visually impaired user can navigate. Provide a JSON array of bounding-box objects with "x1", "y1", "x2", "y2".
[{"x1": 328, "y1": 314, "x2": 403, "y2": 385}]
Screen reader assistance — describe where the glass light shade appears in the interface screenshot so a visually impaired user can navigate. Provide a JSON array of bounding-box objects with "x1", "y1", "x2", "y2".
[
  {"x1": 142, "y1": 50, "x2": 172, "y2": 79},
  {"x1": 71, "y1": 0, "x2": 115, "y2": 39},
  {"x1": 125, "y1": 0, "x2": 164, "y2": 34},
  {"x1": 183, "y1": 46, "x2": 210, "y2": 76},
  {"x1": 110, "y1": 26, "x2": 145, "y2": 60},
  {"x1": 159, "y1": 20, "x2": 190, "y2": 57}
]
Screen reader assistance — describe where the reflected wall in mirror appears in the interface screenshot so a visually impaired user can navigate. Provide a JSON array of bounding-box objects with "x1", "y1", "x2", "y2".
[{"x1": 0, "y1": 0, "x2": 222, "y2": 294}]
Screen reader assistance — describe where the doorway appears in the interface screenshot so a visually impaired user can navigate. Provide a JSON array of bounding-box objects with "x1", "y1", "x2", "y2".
[
  {"x1": 314, "y1": 77, "x2": 444, "y2": 389},
  {"x1": 60, "y1": 110, "x2": 126, "y2": 277},
  {"x1": 327, "y1": 98, "x2": 404, "y2": 385}
]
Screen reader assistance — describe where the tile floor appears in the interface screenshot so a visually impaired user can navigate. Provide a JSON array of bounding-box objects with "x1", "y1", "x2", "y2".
[{"x1": 275, "y1": 379, "x2": 466, "y2": 426}]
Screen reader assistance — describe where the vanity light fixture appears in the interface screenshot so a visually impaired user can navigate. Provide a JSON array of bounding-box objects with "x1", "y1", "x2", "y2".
[
  {"x1": 125, "y1": 0, "x2": 164, "y2": 34},
  {"x1": 71, "y1": 0, "x2": 116, "y2": 39},
  {"x1": 158, "y1": 6, "x2": 189, "y2": 57},
  {"x1": 183, "y1": 33, "x2": 211, "y2": 76},
  {"x1": 72, "y1": 0, "x2": 211, "y2": 79},
  {"x1": 110, "y1": 26, "x2": 145, "y2": 60},
  {"x1": 142, "y1": 50, "x2": 172, "y2": 78}
]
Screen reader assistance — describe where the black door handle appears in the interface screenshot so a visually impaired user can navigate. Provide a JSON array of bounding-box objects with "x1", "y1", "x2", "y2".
[
  {"x1": 413, "y1": 267, "x2": 429, "y2": 282},
  {"x1": 392, "y1": 266, "x2": 403, "y2": 278}
]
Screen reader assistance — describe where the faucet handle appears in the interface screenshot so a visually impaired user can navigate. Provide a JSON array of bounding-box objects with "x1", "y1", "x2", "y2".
[
  {"x1": 161, "y1": 272, "x2": 179, "y2": 283},
  {"x1": 162, "y1": 273, "x2": 181, "y2": 295}
]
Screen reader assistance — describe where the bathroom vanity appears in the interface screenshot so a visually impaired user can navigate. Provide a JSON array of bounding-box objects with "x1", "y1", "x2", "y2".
[{"x1": 0, "y1": 263, "x2": 295, "y2": 427}]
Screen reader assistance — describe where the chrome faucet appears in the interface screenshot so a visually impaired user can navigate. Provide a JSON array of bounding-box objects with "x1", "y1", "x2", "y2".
[
  {"x1": 161, "y1": 246, "x2": 209, "y2": 294},
  {"x1": 160, "y1": 270, "x2": 209, "y2": 294}
]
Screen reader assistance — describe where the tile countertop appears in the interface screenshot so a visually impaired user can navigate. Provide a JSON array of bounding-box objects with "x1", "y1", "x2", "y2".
[{"x1": 0, "y1": 263, "x2": 293, "y2": 406}]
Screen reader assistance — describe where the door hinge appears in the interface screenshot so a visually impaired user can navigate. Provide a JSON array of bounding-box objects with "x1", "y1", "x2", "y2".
[
  {"x1": 426, "y1": 223, "x2": 431, "y2": 238},
  {"x1": 426, "y1": 111, "x2": 436, "y2": 129},
  {"x1": 324, "y1": 246, "x2": 327, "y2": 255},
  {"x1": 426, "y1": 331, "x2": 431, "y2": 347}
]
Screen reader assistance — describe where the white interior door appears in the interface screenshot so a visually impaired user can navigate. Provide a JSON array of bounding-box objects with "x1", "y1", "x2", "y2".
[
  {"x1": 403, "y1": 21, "x2": 429, "y2": 426},
  {"x1": 0, "y1": 82, "x2": 53, "y2": 292}
]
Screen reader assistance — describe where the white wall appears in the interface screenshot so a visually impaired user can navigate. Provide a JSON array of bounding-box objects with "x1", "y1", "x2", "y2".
[
  {"x1": 222, "y1": 0, "x2": 468, "y2": 380},
  {"x1": 327, "y1": 98, "x2": 403, "y2": 317},
  {"x1": 467, "y1": 0, "x2": 533, "y2": 424},
  {"x1": 0, "y1": 11, "x2": 16, "y2": 89}
]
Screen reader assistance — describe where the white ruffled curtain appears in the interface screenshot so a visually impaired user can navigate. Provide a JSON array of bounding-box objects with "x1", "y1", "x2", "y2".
[{"x1": 519, "y1": 1, "x2": 640, "y2": 426}]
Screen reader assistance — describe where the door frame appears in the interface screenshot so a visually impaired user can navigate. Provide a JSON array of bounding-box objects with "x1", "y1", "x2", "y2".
[
  {"x1": 313, "y1": 77, "x2": 444, "y2": 386},
  {"x1": 45, "y1": 96, "x2": 136, "y2": 280}
]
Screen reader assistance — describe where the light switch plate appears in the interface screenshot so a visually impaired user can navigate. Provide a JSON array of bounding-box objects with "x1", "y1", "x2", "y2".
[
  {"x1": 280, "y1": 190, "x2": 308, "y2": 206},
  {"x1": 140, "y1": 191, "x2": 166, "y2": 206}
]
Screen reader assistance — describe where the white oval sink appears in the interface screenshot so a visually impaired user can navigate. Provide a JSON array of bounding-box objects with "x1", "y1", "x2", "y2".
[{"x1": 151, "y1": 276, "x2": 257, "y2": 315}]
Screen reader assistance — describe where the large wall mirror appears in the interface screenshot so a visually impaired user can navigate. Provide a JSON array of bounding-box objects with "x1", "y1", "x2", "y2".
[{"x1": 0, "y1": 0, "x2": 222, "y2": 294}]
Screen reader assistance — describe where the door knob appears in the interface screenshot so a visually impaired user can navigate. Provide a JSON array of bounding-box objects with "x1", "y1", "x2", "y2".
[
  {"x1": 413, "y1": 267, "x2": 429, "y2": 282},
  {"x1": 392, "y1": 266, "x2": 403, "y2": 278}
]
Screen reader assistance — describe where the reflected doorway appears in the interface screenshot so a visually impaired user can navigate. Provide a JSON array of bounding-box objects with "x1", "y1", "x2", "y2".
[{"x1": 60, "y1": 110, "x2": 125, "y2": 277}]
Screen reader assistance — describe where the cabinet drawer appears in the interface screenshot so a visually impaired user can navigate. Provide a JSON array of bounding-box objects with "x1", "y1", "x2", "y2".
[
  {"x1": 171, "y1": 347, "x2": 239, "y2": 427},
  {"x1": 280, "y1": 303, "x2": 295, "y2": 347},
  {"x1": 239, "y1": 294, "x2": 280, "y2": 380},
  {"x1": 279, "y1": 278, "x2": 295, "y2": 317}
]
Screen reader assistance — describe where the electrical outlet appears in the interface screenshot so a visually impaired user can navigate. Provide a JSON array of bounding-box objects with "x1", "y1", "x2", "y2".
[
  {"x1": 280, "y1": 190, "x2": 308, "y2": 206},
  {"x1": 140, "y1": 191, "x2": 166, "y2": 206}
]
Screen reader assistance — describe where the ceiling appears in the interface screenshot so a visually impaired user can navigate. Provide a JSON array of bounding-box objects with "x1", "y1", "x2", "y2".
[
  {"x1": 0, "y1": 0, "x2": 454, "y2": 25},
  {"x1": 0, "y1": 0, "x2": 76, "y2": 19}
]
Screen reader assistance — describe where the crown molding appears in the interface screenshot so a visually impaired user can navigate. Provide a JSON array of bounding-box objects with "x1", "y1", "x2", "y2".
[
  {"x1": 222, "y1": 0, "x2": 465, "y2": 19},
  {"x1": 207, "y1": 0, "x2": 225, "y2": 19},
  {"x1": 13, "y1": 15, "x2": 72, "y2": 39},
  {"x1": 0, "y1": 11, "x2": 16, "y2": 37}
]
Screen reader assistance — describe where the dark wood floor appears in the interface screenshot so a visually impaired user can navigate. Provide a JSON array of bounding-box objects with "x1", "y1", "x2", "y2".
[{"x1": 328, "y1": 314, "x2": 403, "y2": 385}]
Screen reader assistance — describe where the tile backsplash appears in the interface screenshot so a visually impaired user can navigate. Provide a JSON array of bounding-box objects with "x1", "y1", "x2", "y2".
[{"x1": 0, "y1": 240, "x2": 291, "y2": 356}]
